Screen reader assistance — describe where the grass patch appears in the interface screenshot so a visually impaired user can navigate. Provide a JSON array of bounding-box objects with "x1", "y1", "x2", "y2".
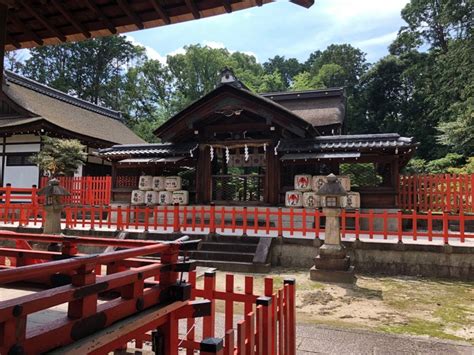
[{"x1": 378, "y1": 319, "x2": 466, "y2": 342}]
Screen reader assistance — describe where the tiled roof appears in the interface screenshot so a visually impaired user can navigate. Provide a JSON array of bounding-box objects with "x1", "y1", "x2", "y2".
[
  {"x1": 98, "y1": 142, "x2": 199, "y2": 157},
  {"x1": 278, "y1": 134, "x2": 416, "y2": 152}
]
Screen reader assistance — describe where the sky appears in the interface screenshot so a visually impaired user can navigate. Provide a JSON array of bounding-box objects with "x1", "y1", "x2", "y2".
[{"x1": 128, "y1": 0, "x2": 410, "y2": 65}]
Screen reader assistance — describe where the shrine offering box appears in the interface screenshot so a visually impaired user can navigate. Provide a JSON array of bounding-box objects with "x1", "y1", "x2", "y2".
[
  {"x1": 342, "y1": 191, "x2": 360, "y2": 209},
  {"x1": 294, "y1": 175, "x2": 312, "y2": 191},
  {"x1": 303, "y1": 192, "x2": 320, "y2": 208},
  {"x1": 165, "y1": 176, "x2": 182, "y2": 191},
  {"x1": 138, "y1": 175, "x2": 153, "y2": 191},
  {"x1": 158, "y1": 191, "x2": 173, "y2": 205},
  {"x1": 145, "y1": 191, "x2": 159, "y2": 205},
  {"x1": 285, "y1": 190, "x2": 303, "y2": 207},
  {"x1": 152, "y1": 176, "x2": 166, "y2": 191},
  {"x1": 131, "y1": 190, "x2": 145, "y2": 205},
  {"x1": 172, "y1": 190, "x2": 189, "y2": 205}
]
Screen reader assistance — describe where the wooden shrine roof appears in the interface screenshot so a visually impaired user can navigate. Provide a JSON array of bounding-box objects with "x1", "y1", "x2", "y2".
[
  {"x1": 262, "y1": 87, "x2": 345, "y2": 128},
  {"x1": 2, "y1": 0, "x2": 314, "y2": 51},
  {"x1": 0, "y1": 70, "x2": 144, "y2": 145}
]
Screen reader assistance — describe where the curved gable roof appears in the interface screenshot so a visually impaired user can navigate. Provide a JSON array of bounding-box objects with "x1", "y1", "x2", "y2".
[
  {"x1": 154, "y1": 83, "x2": 318, "y2": 142},
  {"x1": 1, "y1": 71, "x2": 144, "y2": 145}
]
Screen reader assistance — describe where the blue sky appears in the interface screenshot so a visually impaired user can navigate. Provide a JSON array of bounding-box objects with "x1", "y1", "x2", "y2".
[{"x1": 128, "y1": 0, "x2": 410, "y2": 65}]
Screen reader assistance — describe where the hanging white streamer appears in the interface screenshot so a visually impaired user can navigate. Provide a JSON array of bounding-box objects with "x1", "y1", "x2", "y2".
[
  {"x1": 274, "y1": 140, "x2": 281, "y2": 155},
  {"x1": 225, "y1": 146, "x2": 230, "y2": 163},
  {"x1": 263, "y1": 143, "x2": 267, "y2": 152},
  {"x1": 210, "y1": 145, "x2": 214, "y2": 161},
  {"x1": 244, "y1": 144, "x2": 249, "y2": 161}
]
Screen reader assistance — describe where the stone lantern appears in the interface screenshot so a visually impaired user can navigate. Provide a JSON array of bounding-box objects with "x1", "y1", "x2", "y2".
[
  {"x1": 310, "y1": 174, "x2": 355, "y2": 283},
  {"x1": 38, "y1": 178, "x2": 69, "y2": 236}
]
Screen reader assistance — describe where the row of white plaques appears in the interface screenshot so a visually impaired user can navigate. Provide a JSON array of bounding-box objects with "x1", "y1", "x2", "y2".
[
  {"x1": 285, "y1": 190, "x2": 361, "y2": 208},
  {"x1": 139, "y1": 176, "x2": 182, "y2": 191},
  {"x1": 294, "y1": 175, "x2": 351, "y2": 192},
  {"x1": 131, "y1": 190, "x2": 189, "y2": 206}
]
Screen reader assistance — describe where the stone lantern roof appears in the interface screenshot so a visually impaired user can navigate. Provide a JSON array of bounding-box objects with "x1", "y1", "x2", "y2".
[
  {"x1": 37, "y1": 178, "x2": 70, "y2": 197},
  {"x1": 316, "y1": 174, "x2": 347, "y2": 196}
]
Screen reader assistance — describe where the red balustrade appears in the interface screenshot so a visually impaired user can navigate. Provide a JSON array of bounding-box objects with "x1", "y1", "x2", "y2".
[
  {"x1": 0, "y1": 204, "x2": 472, "y2": 245},
  {"x1": 399, "y1": 174, "x2": 474, "y2": 213}
]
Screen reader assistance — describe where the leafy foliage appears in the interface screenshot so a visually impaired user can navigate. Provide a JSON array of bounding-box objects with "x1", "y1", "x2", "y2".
[
  {"x1": 30, "y1": 136, "x2": 87, "y2": 177},
  {"x1": 7, "y1": 0, "x2": 472, "y2": 173}
]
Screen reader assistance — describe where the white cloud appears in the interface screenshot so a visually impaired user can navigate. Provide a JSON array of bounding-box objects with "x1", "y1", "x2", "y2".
[
  {"x1": 125, "y1": 35, "x2": 167, "y2": 64},
  {"x1": 202, "y1": 40, "x2": 226, "y2": 49},
  {"x1": 167, "y1": 47, "x2": 186, "y2": 57},
  {"x1": 355, "y1": 31, "x2": 399, "y2": 48}
]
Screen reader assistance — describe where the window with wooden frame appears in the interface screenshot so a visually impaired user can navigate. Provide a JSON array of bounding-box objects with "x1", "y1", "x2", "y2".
[{"x1": 6, "y1": 153, "x2": 36, "y2": 167}]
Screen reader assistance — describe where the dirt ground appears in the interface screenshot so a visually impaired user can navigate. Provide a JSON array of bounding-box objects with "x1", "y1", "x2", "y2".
[{"x1": 197, "y1": 269, "x2": 474, "y2": 344}]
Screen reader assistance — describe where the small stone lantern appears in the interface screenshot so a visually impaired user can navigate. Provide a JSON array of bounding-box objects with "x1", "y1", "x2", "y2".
[
  {"x1": 310, "y1": 174, "x2": 355, "y2": 283},
  {"x1": 38, "y1": 178, "x2": 69, "y2": 236}
]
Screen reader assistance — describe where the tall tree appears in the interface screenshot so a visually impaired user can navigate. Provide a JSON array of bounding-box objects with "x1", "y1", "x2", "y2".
[
  {"x1": 22, "y1": 36, "x2": 145, "y2": 109},
  {"x1": 263, "y1": 55, "x2": 303, "y2": 89}
]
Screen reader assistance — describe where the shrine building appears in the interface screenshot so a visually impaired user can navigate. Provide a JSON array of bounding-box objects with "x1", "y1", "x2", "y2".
[{"x1": 99, "y1": 69, "x2": 417, "y2": 209}]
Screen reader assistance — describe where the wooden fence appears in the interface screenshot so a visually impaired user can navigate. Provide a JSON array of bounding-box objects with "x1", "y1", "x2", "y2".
[
  {"x1": 399, "y1": 174, "x2": 474, "y2": 212},
  {"x1": 0, "y1": 177, "x2": 112, "y2": 206},
  {"x1": 0, "y1": 231, "x2": 296, "y2": 354},
  {"x1": 1, "y1": 204, "x2": 473, "y2": 244}
]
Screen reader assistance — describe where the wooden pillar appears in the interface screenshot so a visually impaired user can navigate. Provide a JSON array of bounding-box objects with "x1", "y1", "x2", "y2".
[
  {"x1": 392, "y1": 156, "x2": 400, "y2": 207},
  {"x1": 0, "y1": 4, "x2": 7, "y2": 84},
  {"x1": 196, "y1": 145, "x2": 211, "y2": 204},
  {"x1": 265, "y1": 148, "x2": 280, "y2": 205}
]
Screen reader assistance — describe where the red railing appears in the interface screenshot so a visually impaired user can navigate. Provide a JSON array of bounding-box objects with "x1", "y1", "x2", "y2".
[
  {"x1": 1, "y1": 204, "x2": 473, "y2": 245},
  {"x1": 40, "y1": 176, "x2": 111, "y2": 205},
  {"x1": 399, "y1": 174, "x2": 474, "y2": 212},
  {"x1": 0, "y1": 177, "x2": 111, "y2": 206},
  {"x1": 0, "y1": 231, "x2": 296, "y2": 354}
]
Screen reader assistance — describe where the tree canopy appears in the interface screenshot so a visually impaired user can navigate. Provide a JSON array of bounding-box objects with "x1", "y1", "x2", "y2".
[{"x1": 5, "y1": 0, "x2": 473, "y2": 172}]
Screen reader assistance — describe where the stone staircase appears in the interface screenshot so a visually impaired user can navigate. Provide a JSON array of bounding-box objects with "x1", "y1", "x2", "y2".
[{"x1": 188, "y1": 236, "x2": 272, "y2": 273}]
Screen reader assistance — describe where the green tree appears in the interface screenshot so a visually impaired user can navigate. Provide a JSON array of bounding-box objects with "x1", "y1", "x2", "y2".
[
  {"x1": 30, "y1": 136, "x2": 87, "y2": 177},
  {"x1": 263, "y1": 55, "x2": 303, "y2": 89},
  {"x1": 22, "y1": 36, "x2": 145, "y2": 109}
]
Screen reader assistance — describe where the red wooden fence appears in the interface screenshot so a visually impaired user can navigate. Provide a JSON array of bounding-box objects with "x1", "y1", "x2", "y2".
[
  {"x1": 1, "y1": 204, "x2": 472, "y2": 244},
  {"x1": 0, "y1": 231, "x2": 296, "y2": 354},
  {"x1": 0, "y1": 177, "x2": 112, "y2": 206},
  {"x1": 399, "y1": 174, "x2": 474, "y2": 212}
]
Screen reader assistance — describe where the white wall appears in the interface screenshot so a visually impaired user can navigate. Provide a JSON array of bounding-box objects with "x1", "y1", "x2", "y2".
[{"x1": 3, "y1": 136, "x2": 41, "y2": 188}]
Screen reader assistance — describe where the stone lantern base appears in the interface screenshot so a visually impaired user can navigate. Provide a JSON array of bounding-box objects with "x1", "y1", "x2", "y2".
[{"x1": 310, "y1": 244, "x2": 356, "y2": 284}]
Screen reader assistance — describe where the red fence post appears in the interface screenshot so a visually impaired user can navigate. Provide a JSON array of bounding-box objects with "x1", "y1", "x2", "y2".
[
  {"x1": 284, "y1": 278, "x2": 296, "y2": 355},
  {"x1": 173, "y1": 203, "x2": 180, "y2": 233},
  {"x1": 203, "y1": 271, "x2": 216, "y2": 338},
  {"x1": 209, "y1": 202, "x2": 216, "y2": 236},
  {"x1": 256, "y1": 296, "x2": 272, "y2": 355},
  {"x1": 443, "y1": 210, "x2": 449, "y2": 245}
]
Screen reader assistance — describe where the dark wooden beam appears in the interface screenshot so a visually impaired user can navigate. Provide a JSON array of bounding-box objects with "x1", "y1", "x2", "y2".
[
  {"x1": 51, "y1": 0, "x2": 91, "y2": 39},
  {"x1": 289, "y1": 0, "x2": 314, "y2": 8},
  {"x1": 0, "y1": 4, "x2": 6, "y2": 83},
  {"x1": 0, "y1": 0, "x2": 16, "y2": 8},
  {"x1": 8, "y1": 12, "x2": 44, "y2": 45},
  {"x1": 255, "y1": 0, "x2": 263, "y2": 6},
  {"x1": 117, "y1": 0, "x2": 144, "y2": 30},
  {"x1": 20, "y1": 0, "x2": 67, "y2": 42},
  {"x1": 222, "y1": 0, "x2": 232, "y2": 13},
  {"x1": 185, "y1": 0, "x2": 200, "y2": 19},
  {"x1": 6, "y1": 33, "x2": 21, "y2": 48},
  {"x1": 149, "y1": 0, "x2": 171, "y2": 24},
  {"x1": 84, "y1": 0, "x2": 117, "y2": 35}
]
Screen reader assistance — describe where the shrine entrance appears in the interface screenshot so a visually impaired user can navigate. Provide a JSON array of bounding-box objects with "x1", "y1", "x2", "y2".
[{"x1": 211, "y1": 145, "x2": 267, "y2": 204}]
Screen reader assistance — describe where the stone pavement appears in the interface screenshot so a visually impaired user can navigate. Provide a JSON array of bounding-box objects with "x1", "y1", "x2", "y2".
[{"x1": 296, "y1": 323, "x2": 473, "y2": 354}]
